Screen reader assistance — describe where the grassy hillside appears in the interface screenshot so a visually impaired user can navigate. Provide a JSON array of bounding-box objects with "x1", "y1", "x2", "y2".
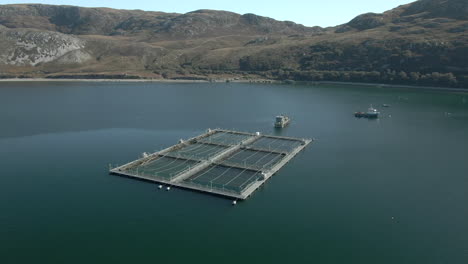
[{"x1": 0, "y1": 0, "x2": 467, "y2": 88}]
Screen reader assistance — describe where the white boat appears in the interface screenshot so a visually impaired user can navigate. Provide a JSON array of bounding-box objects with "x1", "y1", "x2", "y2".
[{"x1": 366, "y1": 105, "x2": 380, "y2": 118}]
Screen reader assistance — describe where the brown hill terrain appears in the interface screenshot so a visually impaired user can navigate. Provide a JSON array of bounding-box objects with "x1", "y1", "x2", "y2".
[{"x1": 0, "y1": 0, "x2": 467, "y2": 88}]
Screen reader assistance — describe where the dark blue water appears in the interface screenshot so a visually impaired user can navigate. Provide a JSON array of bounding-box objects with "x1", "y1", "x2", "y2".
[{"x1": 1, "y1": 82, "x2": 467, "y2": 263}]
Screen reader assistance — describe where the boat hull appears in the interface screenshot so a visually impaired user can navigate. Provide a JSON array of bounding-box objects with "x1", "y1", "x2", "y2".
[
  {"x1": 354, "y1": 112, "x2": 379, "y2": 118},
  {"x1": 275, "y1": 120, "x2": 290, "y2": 128}
]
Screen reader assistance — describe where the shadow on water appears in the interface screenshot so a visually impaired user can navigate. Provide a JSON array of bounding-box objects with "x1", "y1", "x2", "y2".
[{"x1": 273, "y1": 126, "x2": 289, "y2": 136}]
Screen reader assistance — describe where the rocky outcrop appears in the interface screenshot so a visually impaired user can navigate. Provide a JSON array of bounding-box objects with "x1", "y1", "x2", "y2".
[
  {"x1": 347, "y1": 13, "x2": 385, "y2": 30},
  {"x1": 401, "y1": 0, "x2": 468, "y2": 20},
  {"x1": 0, "y1": 27, "x2": 91, "y2": 66}
]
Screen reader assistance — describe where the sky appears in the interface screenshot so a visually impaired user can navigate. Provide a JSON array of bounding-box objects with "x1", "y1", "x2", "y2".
[{"x1": 1, "y1": 0, "x2": 416, "y2": 27}]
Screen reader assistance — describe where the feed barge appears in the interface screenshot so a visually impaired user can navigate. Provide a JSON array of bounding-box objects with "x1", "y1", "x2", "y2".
[{"x1": 274, "y1": 115, "x2": 291, "y2": 128}]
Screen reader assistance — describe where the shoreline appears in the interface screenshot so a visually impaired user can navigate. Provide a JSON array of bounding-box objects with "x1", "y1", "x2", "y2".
[
  {"x1": 0, "y1": 78, "x2": 466, "y2": 92},
  {"x1": 0, "y1": 78, "x2": 277, "y2": 84},
  {"x1": 0, "y1": 78, "x2": 212, "y2": 83},
  {"x1": 307, "y1": 81, "x2": 468, "y2": 93}
]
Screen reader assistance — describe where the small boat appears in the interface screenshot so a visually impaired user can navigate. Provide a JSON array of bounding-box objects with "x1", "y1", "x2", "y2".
[
  {"x1": 354, "y1": 105, "x2": 380, "y2": 118},
  {"x1": 354, "y1": 111, "x2": 365, "y2": 118},
  {"x1": 274, "y1": 115, "x2": 290, "y2": 128},
  {"x1": 366, "y1": 105, "x2": 380, "y2": 118},
  {"x1": 382, "y1": 104, "x2": 390, "y2": 107}
]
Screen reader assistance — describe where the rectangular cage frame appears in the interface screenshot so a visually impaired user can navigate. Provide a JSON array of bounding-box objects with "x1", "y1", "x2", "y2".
[{"x1": 110, "y1": 129, "x2": 313, "y2": 200}]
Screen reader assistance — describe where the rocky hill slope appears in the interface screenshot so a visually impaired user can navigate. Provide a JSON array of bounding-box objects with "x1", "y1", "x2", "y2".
[{"x1": 0, "y1": 0, "x2": 467, "y2": 88}]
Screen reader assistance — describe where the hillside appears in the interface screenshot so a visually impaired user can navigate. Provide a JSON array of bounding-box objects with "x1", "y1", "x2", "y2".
[{"x1": 0, "y1": 0, "x2": 467, "y2": 88}]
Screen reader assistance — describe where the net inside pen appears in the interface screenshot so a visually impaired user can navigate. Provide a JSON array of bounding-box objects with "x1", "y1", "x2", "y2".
[
  {"x1": 198, "y1": 131, "x2": 253, "y2": 146},
  {"x1": 247, "y1": 137, "x2": 304, "y2": 153},
  {"x1": 184, "y1": 165, "x2": 261, "y2": 194},
  {"x1": 220, "y1": 149, "x2": 285, "y2": 170},
  {"x1": 165, "y1": 143, "x2": 228, "y2": 160},
  {"x1": 124, "y1": 156, "x2": 199, "y2": 180}
]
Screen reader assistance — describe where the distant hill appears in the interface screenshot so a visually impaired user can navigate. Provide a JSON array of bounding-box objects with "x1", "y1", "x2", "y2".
[{"x1": 0, "y1": 0, "x2": 467, "y2": 88}]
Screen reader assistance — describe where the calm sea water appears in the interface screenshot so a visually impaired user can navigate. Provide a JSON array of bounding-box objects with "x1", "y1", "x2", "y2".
[{"x1": 1, "y1": 82, "x2": 467, "y2": 263}]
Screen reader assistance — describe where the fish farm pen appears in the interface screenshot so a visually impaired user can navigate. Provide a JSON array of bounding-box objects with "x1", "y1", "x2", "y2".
[{"x1": 109, "y1": 129, "x2": 313, "y2": 200}]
